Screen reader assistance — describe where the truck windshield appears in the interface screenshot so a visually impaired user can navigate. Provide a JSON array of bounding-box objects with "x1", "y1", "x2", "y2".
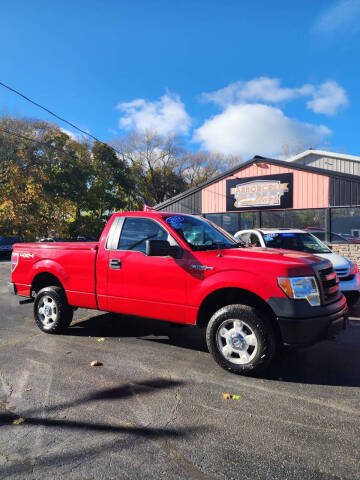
[
  {"x1": 261, "y1": 232, "x2": 331, "y2": 254},
  {"x1": 162, "y1": 215, "x2": 238, "y2": 251}
]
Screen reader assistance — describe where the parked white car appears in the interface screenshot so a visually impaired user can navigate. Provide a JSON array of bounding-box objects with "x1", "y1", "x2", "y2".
[{"x1": 234, "y1": 228, "x2": 360, "y2": 306}]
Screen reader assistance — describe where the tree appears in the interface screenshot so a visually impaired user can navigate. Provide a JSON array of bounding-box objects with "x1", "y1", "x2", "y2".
[
  {"x1": 0, "y1": 116, "x2": 243, "y2": 239},
  {"x1": 0, "y1": 117, "x2": 92, "y2": 239},
  {"x1": 112, "y1": 131, "x2": 187, "y2": 206},
  {"x1": 112, "y1": 130, "x2": 242, "y2": 206},
  {"x1": 87, "y1": 141, "x2": 131, "y2": 219},
  {"x1": 181, "y1": 151, "x2": 241, "y2": 188}
]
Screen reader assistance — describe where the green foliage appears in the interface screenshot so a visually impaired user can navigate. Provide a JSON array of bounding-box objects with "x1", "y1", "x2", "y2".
[{"x1": 0, "y1": 116, "x2": 241, "y2": 240}]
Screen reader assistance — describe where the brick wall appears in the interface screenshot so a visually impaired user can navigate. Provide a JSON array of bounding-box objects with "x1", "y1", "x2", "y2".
[{"x1": 330, "y1": 244, "x2": 360, "y2": 265}]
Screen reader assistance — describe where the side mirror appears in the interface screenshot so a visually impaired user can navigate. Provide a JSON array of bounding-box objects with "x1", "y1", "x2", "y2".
[{"x1": 146, "y1": 239, "x2": 182, "y2": 258}]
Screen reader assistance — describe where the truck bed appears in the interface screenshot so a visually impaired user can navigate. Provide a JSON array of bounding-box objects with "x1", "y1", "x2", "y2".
[{"x1": 12, "y1": 242, "x2": 99, "y2": 308}]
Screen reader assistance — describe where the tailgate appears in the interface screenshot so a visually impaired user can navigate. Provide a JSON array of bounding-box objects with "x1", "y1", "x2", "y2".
[{"x1": 11, "y1": 242, "x2": 99, "y2": 308}]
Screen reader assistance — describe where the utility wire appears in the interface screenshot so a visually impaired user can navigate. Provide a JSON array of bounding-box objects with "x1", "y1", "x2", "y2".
[
  {"x1": 0, "y1": 80, "x2": 238, "y2": 212},
  {"x1": 0, "y1": 126, "x2": 201, "y2": 214},
  {"x1": 0, "y1": 127, "x2": 238, "y2": 219},
  {"x1": 0, "y1": 126, "x2": 79, "y2": 156},
  {"x1": 0, "y1": 127, "x2": 235, "y2": 204},
  {"x1": 0, "y1": 80, "x2": 122, "y2": 155}
]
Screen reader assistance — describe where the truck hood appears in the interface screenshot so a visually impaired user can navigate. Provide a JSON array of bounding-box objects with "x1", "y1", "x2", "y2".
[{"x1": 195, "y1": 246, "x2": 329, "y2": 277}]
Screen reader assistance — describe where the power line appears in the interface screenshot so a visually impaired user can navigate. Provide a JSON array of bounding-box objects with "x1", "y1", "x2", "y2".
[
  {"x1": 0, "y1": 124, "x2": 197, "y2": 214},
  {"x1": 0, "y1": 126, "x2": 79, "y2": 156},
  {"x1": 0, "y1": 126, "x2": 235, "y2": 211},
  {"x1": 0, "y1": 80, "x2": 238, "y2": 211},
  {"x1": 0, "y1": 80, "x2": 122, "y2": 155}
]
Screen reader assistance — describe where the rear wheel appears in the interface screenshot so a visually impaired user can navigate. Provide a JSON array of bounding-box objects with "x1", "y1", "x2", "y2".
[
  {"x1": 34, "y1": 286, "x2": 73, "y2": 333},
  {"x1": 206, "y1": 304, "x2": 276, "y2": 375}
]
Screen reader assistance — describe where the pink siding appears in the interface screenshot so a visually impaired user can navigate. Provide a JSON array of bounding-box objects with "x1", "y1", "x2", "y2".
[{"x1": 202, "y1": 162, "x2": 329, "y2": 213}]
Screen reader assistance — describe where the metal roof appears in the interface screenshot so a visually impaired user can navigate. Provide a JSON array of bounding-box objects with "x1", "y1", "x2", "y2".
[
  {"x1": 154, "y1": 155, "x2": 360, "y2": 210},
  {"x1": 287, "y1": 149, "x2": 360, "y2": 163}
]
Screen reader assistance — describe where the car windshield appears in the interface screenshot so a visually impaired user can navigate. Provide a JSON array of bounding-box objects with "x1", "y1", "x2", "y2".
[
  {"x1": 261, "y1": 232, "x2": 331, "y2": 254},
  {"x1": 162, "y1": 215, "x2": 238, "y2": 251}
]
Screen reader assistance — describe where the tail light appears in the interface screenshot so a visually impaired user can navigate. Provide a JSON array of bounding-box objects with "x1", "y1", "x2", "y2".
[{"x1": 11, "y1": 252, "x2": 19, "y2": 273}]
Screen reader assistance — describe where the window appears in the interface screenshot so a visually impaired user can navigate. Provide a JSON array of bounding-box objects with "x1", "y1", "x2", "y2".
[
  {"x1": 238, "y1": 232, "x2": 251, "y2": 244},
  {"x1": 205, "y1": 212, "x2": 259, "y2": 235},
  {"x1": 118, "y1": 218, "x2": 170, "y2": 253},
  {"x1": 331, "y1": 207, "x2": 360, "y2": 243},
  {"x1": 162, "y1": 214, "x2": 237, "y2": 251},
  {"x1": 261, "y1": 209, "x2": 326, "y2": 231},
  {"x1": 330, "y1": 233, "x2": 348, "y2": 244},
  {"x1": 204, "y1": 214, "x2": 223, "y2": 229},
  {"x1": 311, "y1": 230, "x2": 349, "y2": 244},
  {"x1": 261, "y1": 232, "x2": 330, "y2": 253},
  {"x1": 249, "y1": 233, "x2": 261, "y2": 247}
]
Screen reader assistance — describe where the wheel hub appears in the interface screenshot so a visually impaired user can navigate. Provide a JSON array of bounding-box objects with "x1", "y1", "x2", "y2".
[
  {"x1": 44, "y1": 305, "x2": 52, "y2": 316},
  {"x1": 216, "y1": 318, "x2": 258, "y2": 365},
  {"x1": 230, "y1": 334, "x2": 246, "y2": 350}
]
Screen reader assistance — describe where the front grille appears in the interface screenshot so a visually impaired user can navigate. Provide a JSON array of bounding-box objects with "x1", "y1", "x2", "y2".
[
  {"x1": 335, "y1": 267, "x2": 349, "y2": 278},
  {"x1": 318, "y1": 266, "x2": 340, "y2": 304}
]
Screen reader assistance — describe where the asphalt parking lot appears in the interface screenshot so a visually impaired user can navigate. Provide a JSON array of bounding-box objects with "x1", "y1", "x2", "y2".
[{"x1": 0, "y1": 259, "x2": 360, "y2": 479}]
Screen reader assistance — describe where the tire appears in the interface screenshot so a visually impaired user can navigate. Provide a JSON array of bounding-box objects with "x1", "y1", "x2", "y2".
[
  {"x1": 33, "y1": 286, "x2": 73, "y2": 334},
  {"x1": 206, "y1": 304, "x2": 276, "y2": 376}
]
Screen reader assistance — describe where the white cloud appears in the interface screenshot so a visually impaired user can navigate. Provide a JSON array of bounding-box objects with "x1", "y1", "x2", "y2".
[
  {"x1": 201, "y1": 77, "x2": 348, "y2": 116},
  {"x1": 60, "y1": 128, "x2": 80, "y2": 140},
  {"x1": 116, "y1": 93, "x2": 191, "y2": 136},
  {"x1": 194, "y1": 104, "x2": 331, "y2": 158},
  {"x1": 306, "y1": 81, "x2": 348, "y2": 115},
  {"x1": 313, "y1": 0, "x2": 360, "y2": 35},
  {"x1": 201, "y1": 78, "x2": 314, "y2": 108}
]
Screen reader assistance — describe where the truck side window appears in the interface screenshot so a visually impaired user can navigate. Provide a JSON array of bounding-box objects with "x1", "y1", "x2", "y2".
[{"x1": 118, "y1": 218, "x2": 170, "y2": 254}]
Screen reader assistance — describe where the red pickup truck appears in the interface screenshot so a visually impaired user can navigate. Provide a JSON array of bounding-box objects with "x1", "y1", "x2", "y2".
[{"x1": 9, "y1": 212, "x2": 348, "y2": 375}]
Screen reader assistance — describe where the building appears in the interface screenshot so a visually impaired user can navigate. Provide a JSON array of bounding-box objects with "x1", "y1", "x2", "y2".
[
  {"x1": 288, "y1": 149, "x2": 360, "y2": 176},
  {"x1": 154, "y1": 154, "x2": 360, "y2": 247}
]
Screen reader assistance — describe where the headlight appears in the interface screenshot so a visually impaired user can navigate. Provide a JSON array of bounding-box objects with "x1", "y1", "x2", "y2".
[
  {"x1": 349, "y1": 261, "x2": 358, "y2": 276},
  {"x1": 278, "y1": 276, "x2": 320, "y2": 306}
]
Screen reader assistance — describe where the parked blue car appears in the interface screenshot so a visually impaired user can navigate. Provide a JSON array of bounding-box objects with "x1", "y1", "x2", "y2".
[{"x1": 0, "y1": 236, "x2": 21, "y2": 258}]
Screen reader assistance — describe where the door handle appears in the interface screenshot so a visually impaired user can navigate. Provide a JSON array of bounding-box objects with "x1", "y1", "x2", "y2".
[{"x1": 109, "y1": 259, "x2": 121, "y2": 269}]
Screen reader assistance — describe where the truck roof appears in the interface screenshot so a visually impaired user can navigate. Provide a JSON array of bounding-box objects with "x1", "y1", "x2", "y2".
[
  {"x1": 241, "y1": 228, "x2": 307, "y2": 234},
  {"x1": 112, "y1": 211, "x2": 199, "y2": 218}
]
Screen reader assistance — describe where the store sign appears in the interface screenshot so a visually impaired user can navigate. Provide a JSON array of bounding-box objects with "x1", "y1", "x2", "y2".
[{"x1": 226, "y1": 173, "x2": 293, "y2": 211}]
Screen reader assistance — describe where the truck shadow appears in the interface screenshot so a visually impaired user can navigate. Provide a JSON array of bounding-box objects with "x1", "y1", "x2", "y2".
[
  {"x1": 0, "y1": 378, "x2": 208, "y2": 478},
  {"x1": 67, "y1": 312, "x2": 209, "y2": 352},
  {"x1": 66, "y1": 313, "x2": 360, "y2": 387}
]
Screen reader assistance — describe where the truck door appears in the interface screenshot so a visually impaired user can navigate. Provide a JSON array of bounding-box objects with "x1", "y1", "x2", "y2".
[{"x1": 105, "y1": 217, "x2": 188, "y2": 323}]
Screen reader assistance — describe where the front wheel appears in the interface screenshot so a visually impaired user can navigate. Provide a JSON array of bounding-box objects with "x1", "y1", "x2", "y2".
[
  {"x1": 34, "y1": 286, "x2": 73, "y2": 333},
  {"x1": 206, "y1": 304, "x2": 276, "y2": 376}
]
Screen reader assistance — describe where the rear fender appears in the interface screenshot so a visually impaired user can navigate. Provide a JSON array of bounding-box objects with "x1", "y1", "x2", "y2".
[{"x1": 30, "y1": 259, "x2": 69, "y2": 291}]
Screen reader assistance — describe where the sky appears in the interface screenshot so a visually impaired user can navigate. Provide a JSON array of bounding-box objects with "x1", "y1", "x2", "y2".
[{"x1": 1, "y1": 0, "x2": 360, "y2": 162}]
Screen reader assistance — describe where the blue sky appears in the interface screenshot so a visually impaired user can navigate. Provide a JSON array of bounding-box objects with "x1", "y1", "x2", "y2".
[{"x1": 1, "y1": 0, "x2": 360, "y2": 160}]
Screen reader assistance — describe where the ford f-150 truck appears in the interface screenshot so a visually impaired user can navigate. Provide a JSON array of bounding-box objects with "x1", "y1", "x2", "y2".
[{"x1": 9, "y1": 212, "x2": 348, "y2": 375}]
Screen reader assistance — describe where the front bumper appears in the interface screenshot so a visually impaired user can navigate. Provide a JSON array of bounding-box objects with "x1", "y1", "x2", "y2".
[
  {"x1": 339, "y1": 272, "x2": 360, "y2": 293},
  {"x1": 268, "y1": 294, "x2": 348, "y2": 346},
  {"x1": 8, "y1": 282, "x2": 17, "y2": 295}
]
